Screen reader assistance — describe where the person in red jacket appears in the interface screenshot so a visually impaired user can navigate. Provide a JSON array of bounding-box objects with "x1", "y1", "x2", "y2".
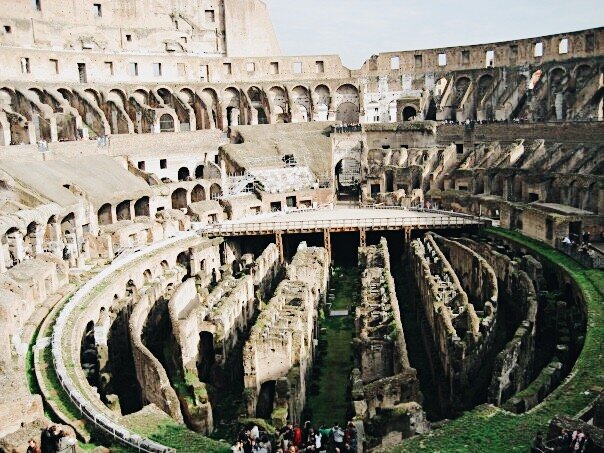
[{"x1": 293, "y1": 424, "x2": 303, "y2": 448}]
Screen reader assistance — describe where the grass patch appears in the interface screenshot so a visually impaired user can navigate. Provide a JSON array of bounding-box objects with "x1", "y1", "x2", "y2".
[
  {"x1": 386, "y1": 227, "x2": 603, "y2": 452},
  {"x1": 304, "y1": 267, "x2": 359, "y2": 427}
]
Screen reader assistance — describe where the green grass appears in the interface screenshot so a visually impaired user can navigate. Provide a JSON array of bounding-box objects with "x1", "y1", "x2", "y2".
[
  {"x1": 385, "y1": 227, "x2": 603, "y2": 452},
  {"x1": 304, "y1": 266, "x2": 359, "y2": 427}
]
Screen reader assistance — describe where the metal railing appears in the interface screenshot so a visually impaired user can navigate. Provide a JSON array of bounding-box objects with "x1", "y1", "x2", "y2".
[
  {"x1": 50, "y1": 234, "x2": 197, "y2": 452},
  {"x1": 199, "y1": 214, "x2": 482, "y2": 236}
]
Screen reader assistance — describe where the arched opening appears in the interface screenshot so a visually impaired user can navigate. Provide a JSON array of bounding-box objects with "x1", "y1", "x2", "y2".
[
  {"x1": 176, "y1": 251, "x2": 191, "y2": 279},
  {"x1": 24, "y1": 222, "x2": 38, "y2": 256},
  {"x1": 134, "y1": 197, "x2": 150, "y2": 217},
  {"x1": 98, "y1": 203, "x2": 112, "y2": 225},
  {"x1": 335, "y1": 158, "x2": 361, "y2": 201},
  {"x1": 402, "y1": 106, "x2": 417, "y2": 121},
  {"x1": 61, "y1": 213, "x2": 75, "y2": 236},
  {"x1": 256, "y1": 381, "x2": 276, "y2": 419},
  {"x1": 198, "y1": 331, "x2": 216, "y2": 382},
  {"x1": 335, "y1": 84, "x2": 360, "y2": 123},
  {"x1": 171, "y1": 188, "x2": 188, "y2": 209},
  {"x1": 191, "y1": 185, "x2": 206, "y2": 202},
  {"x1": 116, "y1": 200, "x2": 131, "y2": 221},
  {"x1": 195, "y1": 165, "x2": 204, "y2": 179},
  {"x1": 177, "y1": 167, "x2": 190, "y2": 181},
  {"x1": 159, "y1": 114, "x2": 175, "y2": 132},
  {"x1": 248, "y1": 86, "x2": 268, "y2": 125},
  {"x1": 209, "y1": 183, "x2": 222, "y2": 200}
]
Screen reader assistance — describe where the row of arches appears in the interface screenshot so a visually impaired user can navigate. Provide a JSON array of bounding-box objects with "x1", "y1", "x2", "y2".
[{"x1": 96, "y1": 183, "x2": 224, "y2": 226}]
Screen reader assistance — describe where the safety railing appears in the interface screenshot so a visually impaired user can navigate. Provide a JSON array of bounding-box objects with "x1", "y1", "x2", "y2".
[
  {"x1": 199, "y1": 214, "x2": 482, "y2": 236},
  {"x1": 50, "y1": 234, "x2": 197, "y2": 452}
]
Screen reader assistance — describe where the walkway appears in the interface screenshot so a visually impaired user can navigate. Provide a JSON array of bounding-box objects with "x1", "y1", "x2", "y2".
[{"x1": 198, "y1": 207, "x2": 483, "y2": 236}]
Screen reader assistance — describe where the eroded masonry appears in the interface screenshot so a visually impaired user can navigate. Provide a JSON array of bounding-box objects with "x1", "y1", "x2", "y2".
[{"x1": 0, "y1": 1, "x2": 602, "y2": 452}]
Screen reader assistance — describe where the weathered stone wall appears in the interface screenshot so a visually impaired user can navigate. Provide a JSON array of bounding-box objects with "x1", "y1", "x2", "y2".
[
  {"x1": 457, "y1": 238, "x2": 539, "y2": 406},
  {"x1": 409, "y1": 233, "x2": 505, "y2": 412},
  {"x1": 129, "y1": 284, "x2": 184, "y2": 422},
  {"x1": 353, "y1": 238, "x2": 427, "y2": 448},
  {"x1": 243, "y1": 243, "x2": 328, "y2": 424}
]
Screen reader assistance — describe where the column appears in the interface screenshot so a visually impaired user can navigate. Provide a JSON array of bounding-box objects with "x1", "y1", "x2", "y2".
[
  {"x1": 275, "y1": 232, "x2": 284, "y2": 264},
  {"x1": 323, "y1": 229, "x2": 331, "y2": 262}
]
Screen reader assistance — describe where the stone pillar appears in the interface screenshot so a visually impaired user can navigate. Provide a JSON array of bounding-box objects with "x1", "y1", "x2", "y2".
[
  {"x1": 323, "y1": 229, "x2": 331, "y2": 262},
  {"x1": 7, "y1": 230, "x2": 25, "y2": 263},
  {"x1": 359, "y1": 228, "x2": 367, "y2": 248},
  {"x1": 275, "y1": 232, "x2": 284, "y2": 264},
  {"x1": 32, "y1": 231, "x2": 44, "y2": 255},
  {"x1": 49, "y1": 117, "x2": 58, "y2": 142},
  {"x1": 26, "y1": 121, "x2": 37, "y2": 145}
]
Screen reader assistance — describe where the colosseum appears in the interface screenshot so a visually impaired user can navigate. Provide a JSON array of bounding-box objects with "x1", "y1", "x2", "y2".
[{"x1": 0, "y1": 1, "x2": 602, "y2": 452}]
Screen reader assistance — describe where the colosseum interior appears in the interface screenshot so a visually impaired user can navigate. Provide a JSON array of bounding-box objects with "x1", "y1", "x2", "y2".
[{"x1": 0, "y1": 1, "x2": 602, "y2": 452}]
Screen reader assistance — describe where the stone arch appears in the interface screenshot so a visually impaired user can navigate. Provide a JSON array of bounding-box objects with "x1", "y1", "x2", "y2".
[
  {"x1": 453, "y1": 76, "x2": 471, "y2": 108},
  {"x1": 191, "y1": 184, "x2": 206, "y2": 202},
  {"x1": 247, "y1": 86, "x2": 269, "y2": 125},
  {"x1": 313, "y1": 84, "x2": 331, "y2": 121},
  {"x1": 134, "y1": 196, "x2": 150, "y2": 217},
  {"x1": 143, "y1": 269, "x2": 153, "y2": 284},
  {"x1": 200, "y1": 87, "x2": 220, "y2": 129},
  {"x1": 156, "y1": 87, "x2": 174, "y2": 106},
  {"x1": 84, "y1": 88, "x2": 102, "y2": 107},
  {"x1": 60, "y1": 212, "x2": 75, "y2": 232},
  {"x1": 402, "y1": 105, "x2": 417, "y2": 121},
  {"x1": 195, "y1": 165, "x2": 204, "y2": 179},
  {"x1": 159, "y1": 113, "x2": 175, "y2": 132},
  {"x1": 291, "y1": 86, "x2": 311, "y2": 123},
  {"x1": 224, "y1": 87, "x2": 241, "y2": 127},
  {"x1": 491, "y1": 173, "x2": 504, "y2": 197},
  {"x1": 209, "y1": 183, "x2": 222, "y2": 200},
  {"x1": 98, "y1": 204, "x2": 112, "y2": 226},
  {"x1": 176, "y1": 250, "x2": 191, "y2": 278},
  {"x1": 335, "y1": 84, "x2": 360, "y2": 123},
  {"x1": 116, "y1": 200, "x2": 131, "y2": 221},
  {"x1": 171, "y1": 188, "x2": 188, "y2": 209},
  {"x1": 269, "y1": 86, "x2": 289, "y2": 123},
  {"x1": 477, "y1": 74, "x2": 495, "y2": 100},
  {"x1": 178, "y1": 167, "x2": 190, "y2": 181}
]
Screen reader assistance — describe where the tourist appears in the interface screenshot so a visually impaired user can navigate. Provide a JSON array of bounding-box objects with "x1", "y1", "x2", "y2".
[
  {"x1": 293, "y1": 424, "x2": 303, "y2": 448},
  {"x1": 41, "y1": 426, "x2": 59, "y2": 453},
  {"x1": 26, "y1": 439, "x2": 41, "y2": 453},
  {"x1": 345, "y1": 422, "x2": 357, "y2": 453},
  {"x1": 250, "y1": 425, "x2": 260, "y2": 441},
  {"x1": 582, "y1": 231, "x2": 590, "y2": 245},
  {"x1": 232, "y1": 440, "x2": 244, "y2": 453},
  {"x1": 571, "y1": 429, "x2": 586, "y2": 451},
  {"x1": 530, "y1": 431, "x2": 552, "y2": 452},
  {"x1": 562, "y1": 235, "x2": 572, "y2": 245},
  {"x1": 318, "y1": 425, "x2": 331, "y2": 450},
  {"x1": 332, "y1": 423, "x2": 345, "y2": 452},
  {"x1": 280, "y1": 422, "x2": 293, "y2": 450}
]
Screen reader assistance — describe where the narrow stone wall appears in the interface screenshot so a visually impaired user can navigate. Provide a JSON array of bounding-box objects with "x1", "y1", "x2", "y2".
[
  {"x1": 456, "y1": 238, "x2": 539, "y2": 406},
  {"x1": 129, "y1": 275, "x2": 185, "y2": 423},
  {"x1": 243, "y1": 243, "x2": 329, "y2": 426},
  {"x1": 354, "y1": 238, "x2": 428, "y2": 449},
  {"x1": 408, "y1": 233, "x2": 501, "y2": 412}
]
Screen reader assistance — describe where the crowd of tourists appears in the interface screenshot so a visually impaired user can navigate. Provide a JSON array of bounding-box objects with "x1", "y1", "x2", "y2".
[
  {"x1": 232, "y1": 421, "x2": 358, "y2": 453},
  {"x1": 531, "y1": 429, "x2": 591, "y2": 452}
]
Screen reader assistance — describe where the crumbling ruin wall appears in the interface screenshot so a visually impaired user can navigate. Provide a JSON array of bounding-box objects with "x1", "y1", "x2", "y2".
[
  {"x1": 129, "y1": 278, "x2": 185, "y2": 423},
  {"x1": 352, "y1": 238, "x2": 428, "y2": 448},
  {"x1": 457, "y1": 238, "x2": 539, "y2": 406},
  {"x1": 409, "y1": 233, "x2": 502, "y2": 411},
  {"x1": 243, "y1": 243, "x2": 328, "y2": 425}
]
